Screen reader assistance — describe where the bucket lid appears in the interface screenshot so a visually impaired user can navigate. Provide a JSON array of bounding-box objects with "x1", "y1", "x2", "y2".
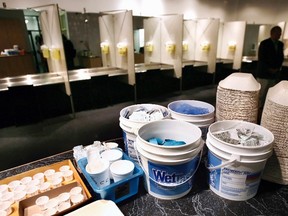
[{"x1": 219, "y1": 72, "x2": 260, "y2": 91}]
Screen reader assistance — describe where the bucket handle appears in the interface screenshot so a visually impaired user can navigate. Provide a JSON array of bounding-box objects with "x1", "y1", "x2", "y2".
[
  {"x1": 119, "y1": 122, "x2": 140, "y2": 135},
  {"x1": 206, "y1": 154, "x2": 239, "y2": 170},
  {"x1": 134, "y1": 140, "x2": 203, "y2": 188}
]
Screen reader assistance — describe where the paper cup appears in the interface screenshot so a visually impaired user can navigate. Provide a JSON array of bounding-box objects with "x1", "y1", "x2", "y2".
[
  {"x1": 0, "y1": 201, "x2": 12, "y2": 215},
  {"x1": 14, "y1": 191, "x2": 26, "y2": 202},
  {"x1": 35, "y1": 196, "x2": 49, "y2": 211},
  {"x1": 1, "y1": 192, "x2": 14, "y2": 203},
  {"x1": 110, "y1": 160, "x2": 135, "y2": 182},
  {"x1": 33, "y1": 173, "x2": 45, "y2": 184},
  {"x1": 87, "y1": 147, "x2": 101, "y2": 165},
  {"x1": 71, "y1": 194, "x2": 84, "y2": 205},
  {"x1": 58, "y1": 202, "x2": 71, "y2": 212},
  {"x1": 20, "y1": 176, "x2": 32, "y2": 185},
  {"x1": 0, "y1": 185, "x2": 8, "y2": 194},
  {"x1": 69, "y1": 186, "x2": 82, "y2": 196},
  {"x1": 57, "y1": 192, "x2": 70, "y2": 204},
  {"x1": 39, "y1": 182, "x2": 51, "y2": 193},
  {"x1": 85, "y1": 159, "x2": 110, "y2": 188},
  {"x1": 62, "y1": 170, "x2": 74, "y2": 182}
]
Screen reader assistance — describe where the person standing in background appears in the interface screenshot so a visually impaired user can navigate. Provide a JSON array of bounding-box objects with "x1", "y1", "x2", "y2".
[
  {"x1": 62, "y1": 34, "x2": 76, "y2": 70},
  {"x1": 256, "y1": 26, "x2": 284, "y2": 109}
]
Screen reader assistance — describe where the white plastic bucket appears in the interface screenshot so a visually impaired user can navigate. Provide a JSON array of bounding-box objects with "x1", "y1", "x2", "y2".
[
  {"x1": 206, "y1": 120, "x2": 274, "y2": 201},
  {"x1": 119, "y1": 104, "x2": 170, "y2": 162},
  {"x1": 136, "y1": 119, "x2": 203, "y2": 200},
  {"x1": 168, "y1": 100, "x2": 215, "y2": 140}
]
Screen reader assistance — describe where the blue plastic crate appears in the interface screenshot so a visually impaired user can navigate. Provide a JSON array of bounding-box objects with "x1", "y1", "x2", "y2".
[{"x1": 77, "y1": 153, "x2": 143, "y2": 203}]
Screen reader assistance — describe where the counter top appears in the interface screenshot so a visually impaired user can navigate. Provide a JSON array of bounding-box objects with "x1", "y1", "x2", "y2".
[
  {"x1": 135, "y1": 63, "x2": 174, "y2": 73},
  {"x1": 0, "y1": 148, "x2": 287, "y2": 216},
  {"x1": 0, "y1": 67, "x2": 128, "y2": 90}
]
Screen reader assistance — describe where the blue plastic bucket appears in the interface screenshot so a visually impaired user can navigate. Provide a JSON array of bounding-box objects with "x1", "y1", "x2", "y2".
[{"x1": 136, "y1": 120, "x2": 203, "y2": 199}]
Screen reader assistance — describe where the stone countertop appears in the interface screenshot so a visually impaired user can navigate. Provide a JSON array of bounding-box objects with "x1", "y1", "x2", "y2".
[{"x1": 0, "y1": 151, "x2": 287, "y2": 216}]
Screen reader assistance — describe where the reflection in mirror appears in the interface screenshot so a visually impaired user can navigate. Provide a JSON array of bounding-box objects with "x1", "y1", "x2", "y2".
[
  {"x1": 65, "y1": 13, "x2": 148, "y2": 68},
  {"x1": 0, "y1": 8, "x2": 39, "y2": 78},
  {"x1": 133, "y1": 16, "x2": 147, "y2": 64},
  {"x1": 243, "y1": 24, "x2": 260, "y2": 57},
  {"x1": 24, "y1": 9, "x2": 48, "y2": 73},
  {"x1": 66, "y1": 12, "x2": 102, "y2": 69}
]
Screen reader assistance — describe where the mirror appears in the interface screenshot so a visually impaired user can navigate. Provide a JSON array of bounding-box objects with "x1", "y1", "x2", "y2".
[
  {"x1": 65, "y1": 11, "x2": 102, "y2": 69},
  {"x1": 0, "y1": 8, "x2": 39, "y2": 78}
]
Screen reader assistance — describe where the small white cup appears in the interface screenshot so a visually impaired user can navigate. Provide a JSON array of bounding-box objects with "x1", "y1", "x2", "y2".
[
  {"x1": 44, "y1": 169, "x2": 55, "y2": 182},
  {"x1": 13, "y1": 184, "x2": 26, "y2": 194},
  {"x1": 110, "y1": 160, "x2": 135, "y2": 182},
  {"x1": 33, "y1": 173, "x2": 45, "y2": 185},
  {"x1": 39, "y1": 182, "x2": 51, "y2": 193},
  {"x1": 59, "y1": 165, "x2": 70, "y2": 173},
  {"x1": 51, "y1": 178, "x2": 63, "y2": 189},
  {"x1": 8, "y1": 180, "x2": 21, "y2": 191},
  {"x1": 69, "y1": 186, "x2": 82, "y2": 196},
  {"x1": 0, "y1": 201, "x2": 12, "y2": 215},
  {"x1": 0, "y1": 185, "x2": 9, "y2": 194},
  {"x1": 14, "y1": 190, "x2": 27, "y2": 202},
  {"x1": 45, "y1": 198, "x2": 59, "y2": 210},
  {"x1": 26, "y1": 185, "x2": 39, "y2": 197},
  {"x1": 58, "y1": 201, "x2": 71, "y2": 212},
  {"x1": 87, "y1": 147, "x2": 101, "y2": 165},
  {"x1": 57, "y1": 192, "x2": 70, "y2": 205},
  {"x1": 100, "y1": 149, "x2": 123, "y2": 164},
  {"x1": 70, "y1": 194, "x2": 84, "y2": 205},
  {"x1": 62, "y1": 170, "x2": 74, "y2": 182},
  {"x1": 29, "y1": 179, "x2": 40, "y2": 187},
  {"x1": 35, "y1": 195, "x2": 49, "y2": 211},
  {"x1": 85, "y1": 159, "x2": 110, "y2": 188},
  {"x1": 20, "y1": 176, "x2": 32, "y2": 185},
  {"x1": 100, "y1": 149, "x2": 123, "y2": 179},
  {"x1": 43, "y1": 207, "x2": 57, "y2": 216},
  {"x1": 53, "y1": 172, "x2": 63, "y2": 180},
  {"x1": 1, "y1": 191, "x2": 14, "y2": 204}
]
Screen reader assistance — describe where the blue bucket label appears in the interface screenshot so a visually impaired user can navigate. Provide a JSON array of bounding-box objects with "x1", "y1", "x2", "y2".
[
  {"x1": 148, "y1": 157, "x2": 199, "y2": 196},
  {"x1": 208, "y1": 151, "x2": 263, "y2": 200},
  {"x1": 122, "y1": 130, "x2": 137, "y2": 161},
  {"x1": 122, "y1": 131, "x2": 128, "y2": 153}
]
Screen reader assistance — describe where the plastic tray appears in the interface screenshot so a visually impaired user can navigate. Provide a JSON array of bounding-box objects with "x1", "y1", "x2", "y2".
[{"x1": 77, "y1": 153, "x2": 143, "y2": 203}]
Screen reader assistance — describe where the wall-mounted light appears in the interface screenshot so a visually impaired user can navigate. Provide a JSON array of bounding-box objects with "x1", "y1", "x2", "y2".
[
  {"x1": 51, "y1": 47, "x2": 61, "y2": 60},
  {"x1": 145, "y1": 41, "x2": 153, "y2": 53},
  {"x1": 100, "y1": 41, "x2": 109, "y2": 54},
  {"x1": 228, "y1": 41, "x2": 237, "y2": 51},
  {"x1": 166, "y1": 41, "x2": 175, "y2": 54},
  {"x1": 41, "y1": 45, "x2": 50, "y2": 59},
  {"x1": 117, "y1": 42, "x2": 127, "y2": 56},
  {"x1": 182, "y1": 41, "x2": 188, "y2": 51},
  {"x1": 201, "y1": 41, "x2": 210, "y2": 52}
]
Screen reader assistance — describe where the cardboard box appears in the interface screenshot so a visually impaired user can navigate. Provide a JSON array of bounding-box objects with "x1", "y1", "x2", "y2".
[
  {"x1": 18, "y1": 182, "x2": 89, "y2": 216},
  {"x1": 0, "y1": 160, "x2": 92, "y2": 216}
]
